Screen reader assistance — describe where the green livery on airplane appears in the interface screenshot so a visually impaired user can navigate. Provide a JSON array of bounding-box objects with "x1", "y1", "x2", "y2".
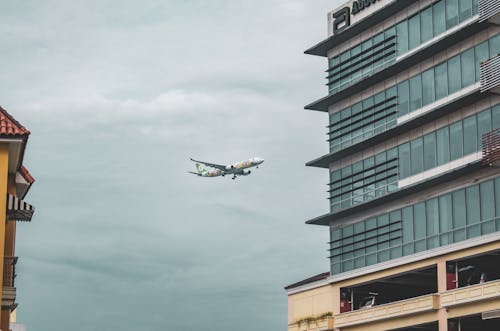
[{"x1": 189, "y1": 157, "x2": 264, "y2": 180}]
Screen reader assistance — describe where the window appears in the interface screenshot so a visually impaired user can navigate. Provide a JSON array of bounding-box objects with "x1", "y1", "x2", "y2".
[
  {"x1": 422, "y1": 68, "x2": 436, "y2": 106},
  {"x1": 475, "y1": 41, "x2": 490, "y2": 81},
  {"x1": 396, "y1": 21, "x2": 409, "y2": 55},
  {"x1": 410, "y1": 138, "x2": 423, "y2": 175},
  {"x1": 463, "y1": 115, "x2": 477, "y2": 155},
  {"x1": 448, "y1": 54, "x2": 462, "y2": 94},
  {"x1": 398, "y1": 81, "x2": 410, "y2": 115},
  {"x1": 423, "y1": 133, "x2": 437, "y2": 170},
  {"x1": 421, "y1": 6, "x2": 433, "y2": 43},
  {"x1": 408, "y1": 14, "x2": 421, "y2": 50},
  {"x1": 477, "y1": 109, "x2": 492, "y2": 146},
  {"x1": 461, "y1": 48, "x2": 475, "y2": 87},
  {"x1": 399, "y1": 142, "x2": 411, "y2": 179},
  {"x1": 436, "y1": 126, "x2": 450, "y2": 166},
  {"x1": 459, "y1": 0, "x2": 473, "y2": 22},
  {"x1": 433, "y1": 1, "x2": 446, "y2": 36},
  {"x1": 449, "y1": 122, "x2": 463, "y2": 160},
  {"x1": 446, "y1": 0, "x2": 459, "y2": 29},
  {"x1": 435, "y1": 62, "x2": 448, "y2": 100},
  {"x1": 439, "y1": 194, "x2": 453, "y2": 244},
  {"x1": 490, "y1": 33, "x2": 500, "y2": 56},
  {"x1": 409, "y1": 75, "x2": 422, "y2": 111}
]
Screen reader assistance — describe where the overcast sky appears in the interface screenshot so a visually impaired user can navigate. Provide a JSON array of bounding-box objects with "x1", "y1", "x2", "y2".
[{"x1": 0, "y1": 1, "x2": 342, "y2": 330}]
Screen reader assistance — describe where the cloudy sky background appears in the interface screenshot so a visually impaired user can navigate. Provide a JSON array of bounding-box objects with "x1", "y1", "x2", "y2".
[{"x1": 0, "y1": 1, "x2": 343, "y2": 330}]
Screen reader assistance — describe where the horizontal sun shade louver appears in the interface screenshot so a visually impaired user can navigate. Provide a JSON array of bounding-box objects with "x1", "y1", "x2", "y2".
[{"x1": 6, "y1": 194, "x2": 34, "y2": 222}]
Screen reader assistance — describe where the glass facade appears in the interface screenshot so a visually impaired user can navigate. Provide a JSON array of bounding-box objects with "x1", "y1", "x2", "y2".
[
  {"x1": 330, "y1": 104, "x2": 500, "y2": 212},
  {"x1": 327, "y1": 0, "x2": 479, "y2": 94},
  {"x1": 330, "y1": 176, "x2": 500, "y2": 274},
  {"x1": 329, "y1": 34, "x2": 500, "y2": 153}
]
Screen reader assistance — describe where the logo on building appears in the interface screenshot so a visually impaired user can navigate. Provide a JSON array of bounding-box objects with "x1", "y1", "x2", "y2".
[{"x1": 332, "y1": 0, "x2": 382, "y2": 35}]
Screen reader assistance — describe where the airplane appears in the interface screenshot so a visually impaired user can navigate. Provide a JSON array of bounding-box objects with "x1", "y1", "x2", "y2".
[{"x1": 188, "y1": 157, "x2": 265, "y2": 180}]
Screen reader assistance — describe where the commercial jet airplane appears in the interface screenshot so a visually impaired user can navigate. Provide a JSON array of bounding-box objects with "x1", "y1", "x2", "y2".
[{"x1": 189, "y1": 157, "x2": 264, "y2": 180}]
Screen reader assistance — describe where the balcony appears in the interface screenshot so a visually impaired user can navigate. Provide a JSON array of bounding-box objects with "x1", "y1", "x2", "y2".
[
  {"x1": 479, "y1": 0, "x2": 500, "y2": 25},
  {"x1": 333, "y1": 294, "x2": 439, "y2": 329},
  {"x1": 441, "y1": 279, "x2": 500, "y2": 308},
  {"x1": 288, "y1": 315, "x2": 334, "y2": 331},
  {"x1": 2, "y1": 256, "x2": 17, "y2": 310},
  {"x1": 480, "y1": 54, "x2": 500, "y2": 94}
]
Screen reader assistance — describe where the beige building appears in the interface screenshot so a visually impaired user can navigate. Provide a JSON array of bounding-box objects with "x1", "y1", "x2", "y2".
[{"x1": 287, "y1": 1, "x2": 500, "y2": 330}]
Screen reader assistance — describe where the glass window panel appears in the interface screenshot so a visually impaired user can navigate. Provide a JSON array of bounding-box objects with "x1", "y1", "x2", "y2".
[
  {"x1": 408, "y1": 14, "x2": 421, "y2": 50},
  {"x1": 411, "y1": 137, "x2": 424, "y2": 175},
  {"x1": 437, "y1": 126, "x2": 450, "y2": 166},
  {"x1": 439, "y1": 194, "x2": 453, "y2": 244},
  {"x1": 450, "y1": 121, "x2": 463, "y2": 160},
  {"x1": 448, "y1": 55, "x2": 462, "y2": 93},
  {"x1": 463, "y1": 115, "x2": 478, "y2": 155},
  {"x1": 398, "y1": 81, "x2": 410, "y2": 115},
  {"x1": 480, "y1": 181, "x2": 495, "y2": 221},
  {"x1": 490, "y1": 33, "x2": 500, "y2": 57},
  {"x1": 399, "y1": 142, "x2": 411, "y2": 179},
  {"x1": 446, "y1": 0, "x2": 459, "y2": 28},
  {"x1": 475, "y1": 41, "x2": 490, "y2": 81},
  {"x1": 422, "y1": 68, "x2": 436, "y2": 106},
  {"x1": 459, "y1": 0, "x2": 473, "y2": 22},
  {"x1": 424, "y1": 132, "x2": 437, "y2": 170},
  {"x1": 421, "y1": 6, "x2": 433, "y2": 43},
  {"x1": 410, "y1": 75, "x2": 423, "y2": 111},
  {"x1": 403, "y1": 206, "x2": 415, "y2": 243},
  {"x1": 433, "y1": 1, "x2": 446, "y2": 36},
  {"x1": 435, "y1": 62, "x2": 448, "y2": 100},
  {"x1": 461, "y1": 48, "x2": 476, "y2": 87},
  {"x1": 453, "y1": 189, "x2": 466, "y2": 228},
  {"x1": 386, "y1": 86, "x2": 397, "y2": 99},
  {"x1": 427, "y1": 198, "x2": 439, "y2": 236},
  {"x1": 493, "y1": 104, "x2": 500, "y2": 129},
  {"x1": 472, "y1": 0, "x2": 478, "y2": 15},
  {"x1": 414, "y1": 202, "x2": 426, "y2": 240},
  {"x1": 477, "y1": 109, "x2": 492, "y2": 147},
  {"x1": 495, "y1": 178, "x2": 500, "y2": 218},
  {"x1": 466, "y1": 185, "x2": 480, "y2": 224},
  {"x1": 396, "y1": 21, "x2": 409, "y2": 55}
]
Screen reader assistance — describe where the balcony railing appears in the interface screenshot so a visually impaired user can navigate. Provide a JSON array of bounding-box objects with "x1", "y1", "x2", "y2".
[
  {"x1": 482, "y1": 128, "x2": 500, "y2": 166},
  {"x1": 480, "y1": 54, "x2": 500, "y2": 93},
  {"x1": 478, "y1": 0, "x2": 500, "y2": 23},
  {"x1": 3, "y1": 256, "x2": 17, "y2": 287},
  {"x1": 441, "y1": 279, "x2": 500, "y2": 307},
  {"x1": 333, "y1": 294, "x2": 439, "y2": 328}
]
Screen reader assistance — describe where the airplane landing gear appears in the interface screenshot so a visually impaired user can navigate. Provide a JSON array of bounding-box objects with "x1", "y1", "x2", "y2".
[{"x1": 232, "y1": 176, "x2": 236, "y2": 180}]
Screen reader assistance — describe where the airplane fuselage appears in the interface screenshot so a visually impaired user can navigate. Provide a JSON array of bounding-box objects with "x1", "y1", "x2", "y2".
[{"x1": 190, "y1": 157, "x2": 264, "y2": 179}]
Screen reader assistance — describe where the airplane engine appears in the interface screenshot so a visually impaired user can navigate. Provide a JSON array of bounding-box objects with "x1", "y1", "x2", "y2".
[{"x1": 242, "y1": 170, "x2": 251, "y2": 176}]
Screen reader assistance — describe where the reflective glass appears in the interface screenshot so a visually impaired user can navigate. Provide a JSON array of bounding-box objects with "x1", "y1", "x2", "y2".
[
  {"x1": 414, "y1": 202, "x2": 427, "y2": 240},
  {"x1": 399, "y1": 142, "x2": 411, "y2": 179},
  {"x1": 461, "y1": 48, "x2": 475, "y2": 87},
  {"x1": 433, "y1": 1, "x2": 446, "y2": 36},
  {"x1": 396, "y1": 21, "x2": 409, "y2": 55},
  {"x1": 477, "y1": 109, "x2": 492, "y2": 146},
  {"x1": 446, "y1": 0, "x2": 459, "y2": 28},
  {"x1": 475, "y1": 41, "x2": 490, "y2": 81},
  {"x1": 452, "y1": 190, "x2": 466, "y2": 228},
  {"x1": 459, "y1": 0, "x2": 473, "y2": 22},
  {"x1": 408, "y1": 14, "x2": 421, "y2": 50},
  {"x1": 423, "y1": 133, "x2": 437, "y2": 170},
  {"x1": 490, "y1": 33, "x2": 500, "y2": 57},
  {"x1": 410, "y1": 75, "x2": 422, "y2": 111},
  {"x1": 411, "y1": 138, "x2": 424, "y2": 175},
  {"x1": 422, "y1": 68, "x2": 436, "y2": 106},
  {"x1": 435, "y1": 62, "x2": 448, "y2": 99},
  {"x1": 398, "y1": 81, "x2": 410, "y2": 115},
  {"x1": 480, "y1": 181, "x2": 495, "y2": 221},
  {"x1": 466, "y1": 186, "x2": 480, "y2": 224},
  {"x1": 448, "y1": 54, "x2": 462, "y2": 93},
  {"x1": 449, "y1": 122, "x2": 463, "y2": 159},
  {"x1": 463, "y1": 115, "x2": 477, "y2": 155},
  {"x1": 436, "y1": 126, "x2": 450, "y2": 166},
  {"x1": 421, "y1": 6, "x2": 433, "y2": 43}
]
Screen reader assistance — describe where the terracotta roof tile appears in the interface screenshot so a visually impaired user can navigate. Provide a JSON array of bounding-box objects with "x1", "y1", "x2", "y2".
[
  {"x1": 20, "y1": 165, "x2": 35, "y2": 184},
  {"x1": 0, "y1": 106, "x2": 30, "y2": 137}
]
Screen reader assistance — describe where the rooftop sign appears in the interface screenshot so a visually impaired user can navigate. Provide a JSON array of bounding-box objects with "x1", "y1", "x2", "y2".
[{"x1": 328, "y1": 0, "x2": 388, "y2": 36}]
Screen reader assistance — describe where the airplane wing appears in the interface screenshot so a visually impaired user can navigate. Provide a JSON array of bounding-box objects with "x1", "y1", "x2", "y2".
[
  {"x1": 187, "y1": 171, "x2": 201, "y2": 176},
  {"x1": 190, "y1": 158, "x2": 227, "y2": 171}
]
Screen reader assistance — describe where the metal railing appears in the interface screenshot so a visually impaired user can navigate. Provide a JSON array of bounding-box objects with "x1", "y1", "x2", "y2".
[
  {"x1": 478, "y1": 0, "x2": 500, "y2": 22},
  {"x1": 482, "y1": 128, "x2": 500, "y2": 165},
  {"x1": 480, "y1": 54, "x2": 500, "y2": 93},
  {"x1": 3, "y1": 257, "x2": 17, "y2": 287}
]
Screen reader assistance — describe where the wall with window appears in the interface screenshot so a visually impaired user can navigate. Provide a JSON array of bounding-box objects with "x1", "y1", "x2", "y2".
[
  {"x1": 327, "y1": 0, "x2": 479, "y2": 94},
  {"x1": 328, "y1": 33, "x2": 500, "y2": 153},
  {"x1": 330, "y1": 104, "x2": 500, "y2": 212},
  {"x1": 330, "y1": 176, "x2": 500, "y2": 274}
]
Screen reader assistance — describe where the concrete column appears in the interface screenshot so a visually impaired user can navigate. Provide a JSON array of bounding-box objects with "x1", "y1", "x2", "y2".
[
  {"x1": 438, "y1": 308, "x2": 448, "y2": 331},
  {"x1": 437, "y1": 258, "x2": 447, "y2": 293},
  {"x1": 332, "y1": 285, "x2": 341, "y2": 315}
]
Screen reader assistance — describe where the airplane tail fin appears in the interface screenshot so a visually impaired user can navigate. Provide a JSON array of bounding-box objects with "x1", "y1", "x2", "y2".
[{"x1": 195, "y1": 163, "x2": 206, "y2": 175}]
